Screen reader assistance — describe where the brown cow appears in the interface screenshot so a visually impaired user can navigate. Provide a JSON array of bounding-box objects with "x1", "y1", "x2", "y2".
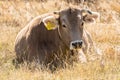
[{"x1": 14, "y1": 7, "x2": 100, "y2": 67}]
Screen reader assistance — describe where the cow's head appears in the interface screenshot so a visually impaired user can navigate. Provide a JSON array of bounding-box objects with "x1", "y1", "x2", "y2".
[{"x1": 43, "y1": 8, "x2": 99, "y2": 50}]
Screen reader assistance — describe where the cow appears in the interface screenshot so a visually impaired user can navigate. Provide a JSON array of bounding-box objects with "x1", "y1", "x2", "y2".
[{"x1": 14, "y1": 7, "x2": 101, "y2": 67}]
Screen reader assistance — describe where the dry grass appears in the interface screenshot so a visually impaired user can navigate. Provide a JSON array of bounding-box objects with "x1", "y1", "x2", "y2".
[{"x1": 0, "y1": 0, "x2": 120, "y2": 80}]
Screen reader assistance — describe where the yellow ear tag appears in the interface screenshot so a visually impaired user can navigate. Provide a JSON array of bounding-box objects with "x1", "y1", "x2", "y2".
[
  {"x1": 46, "y1": 21, "x2": 56, "y2": 30},
  {"x1": 43, "y1": 16, "x2": 58, "y2": 30}
]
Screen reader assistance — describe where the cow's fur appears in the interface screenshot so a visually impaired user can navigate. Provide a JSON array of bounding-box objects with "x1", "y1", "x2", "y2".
[{"x1": 14, "y1": 8, "x2": 101, "y2": 67}]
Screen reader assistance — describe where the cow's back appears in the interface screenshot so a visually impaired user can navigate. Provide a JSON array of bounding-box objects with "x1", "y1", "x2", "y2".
[
  {"x1": 15, "y1": 23, "x2": 29, "y2": 60},
  {"x1": 14, "y1": 15, "x2": 64, "y2": 64},
  {"x1": 14, "y1": 16, "x2": 43, "y2": 62}
]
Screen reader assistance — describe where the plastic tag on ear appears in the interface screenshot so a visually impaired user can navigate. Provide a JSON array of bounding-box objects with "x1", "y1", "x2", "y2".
[
  {"x1": 45, "y1": 21, "x2": 58, "y2": 30},
  {"x1": 43, "y1": 16, "x2": 58, "y2": 30}
]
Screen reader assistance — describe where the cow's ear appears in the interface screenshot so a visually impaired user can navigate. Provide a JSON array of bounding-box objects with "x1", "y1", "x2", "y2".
[
  {"x1": 82, "y1": 10, "x2": 99, "y2": 23},
  {"x1": 42, "y1": 15, "x2": 59, "y2": 30}
]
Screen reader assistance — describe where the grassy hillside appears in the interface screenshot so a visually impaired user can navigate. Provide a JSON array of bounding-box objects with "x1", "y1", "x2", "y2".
[{"x1": 0, "y1": 0, "x2": 120, "y2": 80}]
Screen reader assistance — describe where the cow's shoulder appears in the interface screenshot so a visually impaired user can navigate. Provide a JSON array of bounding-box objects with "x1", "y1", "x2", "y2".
[
  {"x1": 27, "y1": 16, "x2": 42, "y2": 29},
  {"x1": 27, "y1": 13, "x2": 54, "y2": 30}
]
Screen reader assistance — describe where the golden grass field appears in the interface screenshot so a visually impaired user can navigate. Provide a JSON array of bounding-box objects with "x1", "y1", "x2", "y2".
[{"x1": 0, "y1": 0, "x2": 120, "y2": 80}]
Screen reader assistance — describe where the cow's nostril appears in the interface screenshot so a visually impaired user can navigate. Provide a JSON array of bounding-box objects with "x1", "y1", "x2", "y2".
[
  {"x1": 78, "y1": 41, "x2": 83, "y2": 47},
  {"x1": 72, "y1": 42, "x2": 77, "y2": 48},
  {"x1": 71, "y1": 40, "x2": 83, "y2": 49}
]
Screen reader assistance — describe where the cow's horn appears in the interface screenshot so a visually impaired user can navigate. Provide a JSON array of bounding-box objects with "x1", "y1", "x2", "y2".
[{"x1": 81, "y1": 9, "x2": 92, "y2": 16}]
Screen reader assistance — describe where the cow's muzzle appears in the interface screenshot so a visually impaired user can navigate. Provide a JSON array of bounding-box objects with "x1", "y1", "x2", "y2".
[{"x1": 70, "y1": 40, "x2": 83, "y2": 50}]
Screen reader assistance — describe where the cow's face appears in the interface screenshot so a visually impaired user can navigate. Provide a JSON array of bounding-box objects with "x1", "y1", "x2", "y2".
[
  {"x1": 43, "y1": 8, "x2": 99, "y2": 50},
  {"x1": 58, "y1": 8, "x2": 84, "y2": 50}
]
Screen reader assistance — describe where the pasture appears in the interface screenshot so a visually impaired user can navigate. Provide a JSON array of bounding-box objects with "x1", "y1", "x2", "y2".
[{"x1": 0, "y1": 0, "x2": 120, "y2": 80}]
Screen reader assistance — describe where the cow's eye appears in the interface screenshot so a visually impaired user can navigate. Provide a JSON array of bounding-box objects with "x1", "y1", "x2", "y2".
[
  {"x1": 62, "y1": 24, "x2": 67, "y2": 28},
  {"x1": 81, "y1": 22, "x2": 84, "y2": 26}
]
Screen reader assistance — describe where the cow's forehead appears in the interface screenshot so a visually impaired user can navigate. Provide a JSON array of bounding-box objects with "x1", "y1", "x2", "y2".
[
  {"x1": 59, "y1": 8, "x2": 82, "y2": 23},
  {"x1": 61, "y1": 8, "x2": 80, "y2": 12},
  {"x1": 60, "y1": 8, "x2": 82, "y2": 18},
  {"x1": 60, "y1": 8, "x2": 81, "y2": 15}
]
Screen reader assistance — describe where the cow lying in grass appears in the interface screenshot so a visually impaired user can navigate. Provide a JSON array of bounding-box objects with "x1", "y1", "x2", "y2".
[{"x1": 14, "y1": 7, "x2": 102, "y2": 68}]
